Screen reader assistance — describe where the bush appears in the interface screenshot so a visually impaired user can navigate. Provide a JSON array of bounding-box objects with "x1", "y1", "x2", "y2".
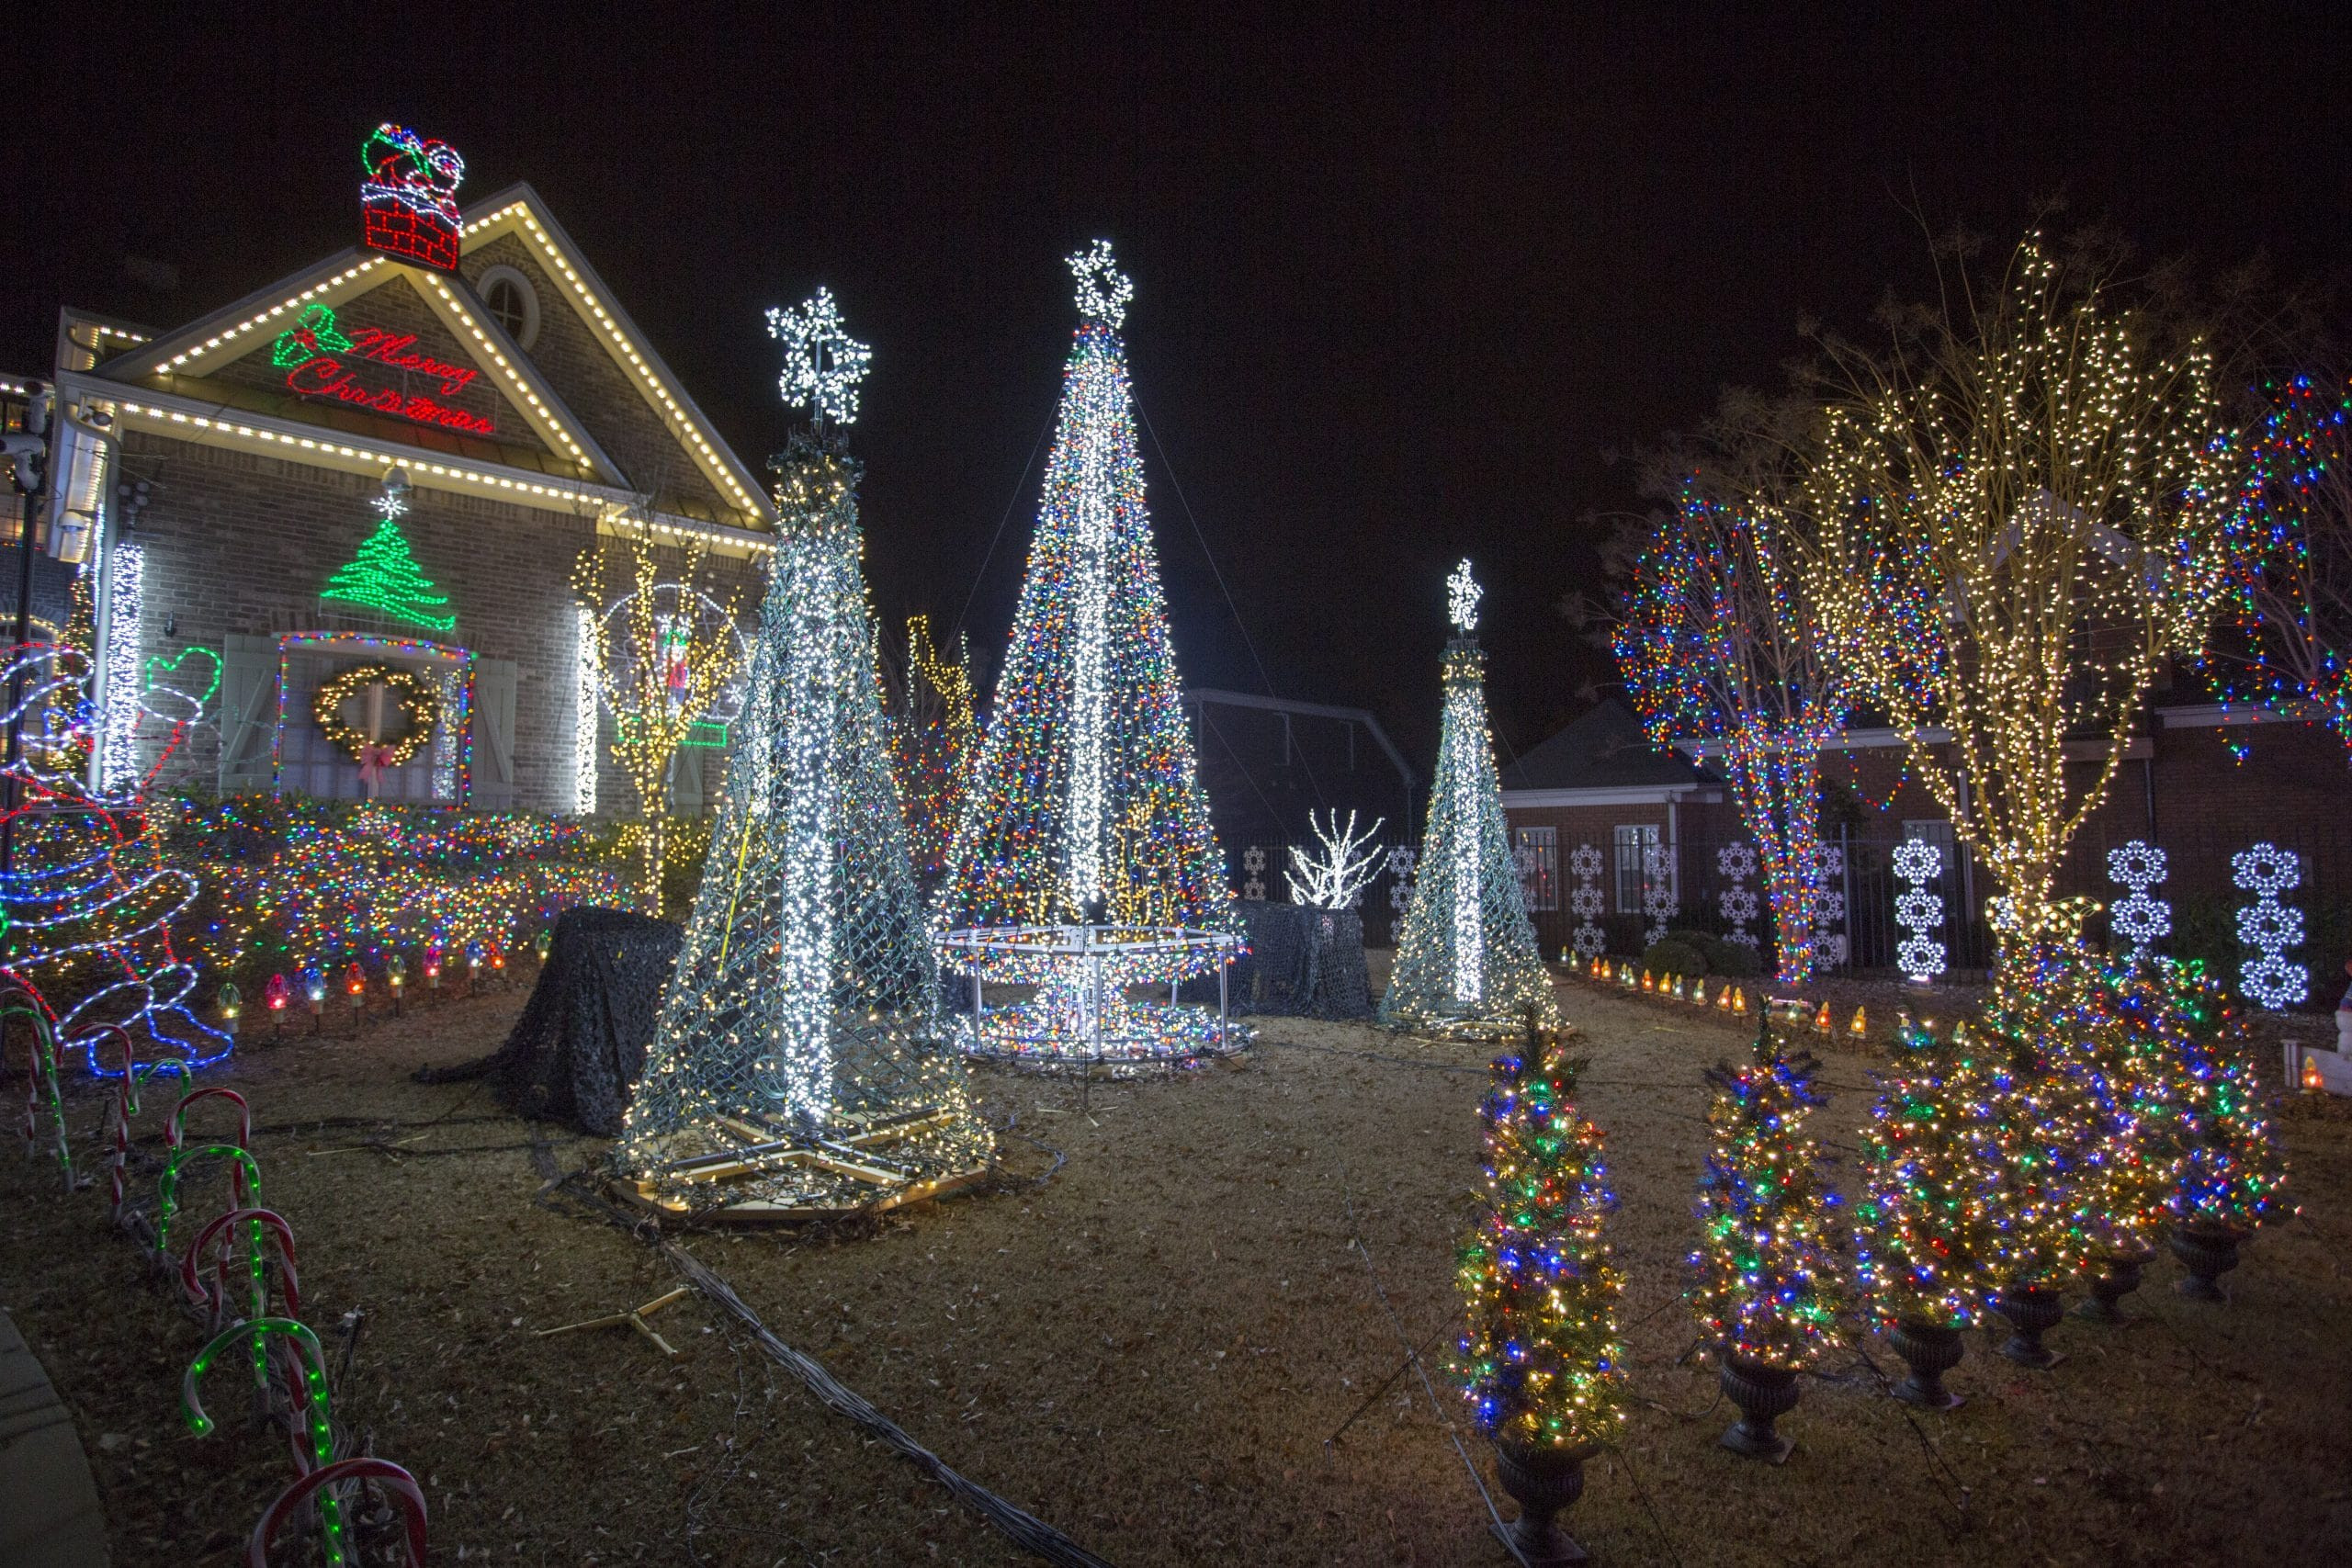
[
  {"x1": 1641, "y1": 938, "x2": 1707, "y2": 977},
  {"x1": 1710, "y1": 941, "x2": 1762, "y2": 979}
]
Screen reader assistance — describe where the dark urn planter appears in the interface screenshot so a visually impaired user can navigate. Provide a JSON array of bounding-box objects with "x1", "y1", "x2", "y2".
[
  {"x1": 1994, "y1": 1284, "x2": 2064, "y2": 1369},
  {"x1": 1490, "y1": 1441, "x2": 1594, "y2": 1567},
  {"x1": 2075, "y1": 1247, "x2": 2154, "y2": 1324},
  {"x1": 1718, "y1": 1354, "x2": 1800, "y2": 1462},
  {"x1": 1886, "y1": 1319, "x2": 1964, "y2": 1409},
  {"x1": 2170, "y1": 1224, "x2": 2244, "y2": 1303}
]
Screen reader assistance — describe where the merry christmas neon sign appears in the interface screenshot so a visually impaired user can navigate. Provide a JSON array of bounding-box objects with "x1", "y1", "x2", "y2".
[{"x1": 271, "y1": 304, "x2": 495, "y2": 436}]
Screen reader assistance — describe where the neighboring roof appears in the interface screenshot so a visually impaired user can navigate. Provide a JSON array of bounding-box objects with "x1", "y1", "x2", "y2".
[{"x1": 1498, "y1": 699, "x2": 1720, "y2": 793}]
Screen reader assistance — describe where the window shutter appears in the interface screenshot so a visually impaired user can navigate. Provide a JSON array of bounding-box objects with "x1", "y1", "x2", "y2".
[
  {"x1": 217, "y1": 634, "x2": 283, "y2": 795},
  {"x1": 469, "y1": 659, "x2": 518, "y2": 810}
]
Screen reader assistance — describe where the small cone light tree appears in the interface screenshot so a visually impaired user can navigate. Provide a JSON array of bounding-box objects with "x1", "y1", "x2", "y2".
[
  {"x1": 1616, "y1": 480, "x2": 1843, "y2": 986},
  {"x1": 1855, "y1": 1014, "x2": 2006, "y2": 1405},
  {"x1": 2145, "y1": 959, "x2": 2290, "y2": 1299},
  {"x1": 613, "y1": 292, "x2": 989, "y2": 1219},
  {"x1": 2058, "y1": 962, "x2": 2189, "y2": 1320},
  {"x1": 1802, "y1": 233, "x2": 2237, "y2": 969},
  {"x1": 1691, "y1": 1016, "x2": 1848, "y2": 1460},
  {"x1": 1381, "y1": 561, "x2": 1559, "y2": 1035},
  {"x1": 1455, "y1": 1014, "x2": 1623, "y2": 1561}
]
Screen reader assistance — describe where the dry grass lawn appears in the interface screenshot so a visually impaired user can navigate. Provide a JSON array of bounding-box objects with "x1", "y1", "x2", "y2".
[{"x1": 4, "y1": 967, "x2": 2349, "y2": 1566}]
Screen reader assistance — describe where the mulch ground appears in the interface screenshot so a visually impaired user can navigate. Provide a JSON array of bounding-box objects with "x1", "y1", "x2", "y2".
[{"x1": 3, "y1": 964, "x2": 2349, "y2": 1567}]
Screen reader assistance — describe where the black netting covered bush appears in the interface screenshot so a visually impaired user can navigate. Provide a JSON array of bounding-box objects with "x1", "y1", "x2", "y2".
[{"x1": 1182, "y1": 901, "x2": 1374, "y2": 1020}]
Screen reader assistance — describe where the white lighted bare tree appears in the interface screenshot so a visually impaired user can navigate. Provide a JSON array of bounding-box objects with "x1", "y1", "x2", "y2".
[{"x1": 1284, "y1": 809, "x2": 1385, "y2": 909}]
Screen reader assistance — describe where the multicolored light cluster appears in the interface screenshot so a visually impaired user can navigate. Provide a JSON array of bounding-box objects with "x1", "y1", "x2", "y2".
[
  {"x1": 891, "y1": 614, "x2": 976, "y2": 878},
  {"x1": 1616, "y1": 487, "x2": 1842, "y2": 985},
  {"x1": 1454, "y1": 1020, "x2": 1625, "y2": 1452},
  {"x1": 1855, "y1": 1015, "x2": 2007, "y2": 1330},
  {"x1": 1690, "y1": 1021, "x2": 1848, "y2": 1369}
]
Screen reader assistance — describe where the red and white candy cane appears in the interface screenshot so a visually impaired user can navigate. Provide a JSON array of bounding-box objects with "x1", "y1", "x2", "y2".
[
  {"x1": 166, "y1": 1085, "x2": 252, "y2": 1155},
  {"x1": 2, "y1": 988, "x2": 72, "y2": 1193},
  {"x1": 180, "y1": 1207, "x2": 300, "y2": 1340},
  {"x1": 185, "y1": 1317, "x2": 348, "y2": 1558},
  {"x1": 249, "y1": 1457, "x2": 426, "y2": 1568},
  {"x1": 86, "y1": 1025, "x2": 140, "y2": 1224}
]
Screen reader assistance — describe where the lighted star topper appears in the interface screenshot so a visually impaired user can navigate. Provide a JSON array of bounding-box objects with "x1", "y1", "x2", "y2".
[
  {"x1": 1069, "y1": 240, "x2": 1134, "y2": 330},
  {"x1": 767, "y1": 287, "x2": 873, "y2": 427},
  {"x1": 1447, "y1": 558, "x2": 1483, "y2": 632}
]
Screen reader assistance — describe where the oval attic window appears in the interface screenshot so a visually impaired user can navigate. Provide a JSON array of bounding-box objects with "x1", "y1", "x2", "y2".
[{"x1": 478, "y1": 265, "x2": 540, "y2": 350}]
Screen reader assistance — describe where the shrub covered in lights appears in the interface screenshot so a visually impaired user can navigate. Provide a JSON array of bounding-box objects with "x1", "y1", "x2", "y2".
[
  {"x1": 176, "y1": 795, "x2": 622, "y2": 997},
  {"x1": 1690, "y1": 1020, "x2": 1849, "y2": 1370},
  {"x1": 2142, "y1": 958, "x2": 2290, "y2": 1237},
  {"x1": 1454, "y1": 1017, "x2": 1625, "y2": 1453},
  {"x1": 1855, "y1": 1017, "x2": 2007, "y2": 1330}
]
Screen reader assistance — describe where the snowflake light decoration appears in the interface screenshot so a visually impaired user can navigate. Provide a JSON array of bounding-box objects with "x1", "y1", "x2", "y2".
[
  {"x1": 1809, "y1": 841, "x2": 1847, "y2": 969},
  {"x1": 1069, "y1": 240, "x2": 1134, "y2": 329},
  {"x1": 2104, "y1": 840, "x2": 2170, "y2": 967},
  {"x1": 1640, "y1": 842, "x2": 1677, "y2": 947},
  {"x1": 1240, "y1": 842, "x2": 1268, "y2": 901},
  {"x1": 767, "y1": 287, "x2": 873, "y2": 427},
  {"x1": 1892, "y1": 837, "x2": 1945, "y2": 984},
  {"x1": 1716, "y1": 841, "x2": 1760, "y2": 949},
  {"x1": 2232, "y1": 841, "x2": 2306, "y2": 1010},
  {"x1": 1446, "y1": 558, "x2": 1483, "y2": 632},
  {"x1": 1567, "y1": 842, "x2": 1605, "y2": 960}
]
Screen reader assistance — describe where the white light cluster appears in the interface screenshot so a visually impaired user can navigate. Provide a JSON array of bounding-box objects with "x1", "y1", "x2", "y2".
[
  {"x1": 2232, "y1": 840, "x2": 2306, "y2": 1010},
  {"x1": 1447, "y1": 558, "x2": 1483, "y2": 632},
  {"x1": 572, "y1": 604, "x2": 599, "y2": 816},
  {"x1": 2105, "y1": 840, "x2": 2169, "y2": 967},
  {"x1": 96, "y1": 540, "x2": 144, "y2": 793},
  {"x1": 1567, "y1": 841, "x2": 1604, "y2": 960},
  {"x1": 1285, "y1": 810, "x2": 1385, "y2": 908},
  {"x1": 767, "y1": 521, "x2": 844, "y2": 1122},
  {"x1": 1450, "y1": 675, "x2": 1485, "y2": 1005},
  {"x1": 767, "y1": 288, "x2": 873, "y2": 427},
  {"x1": 1893, "y1": 837, "x2": 1945, "y2": 983},
  {"x1": 1716, "y1": 840, "x2": 1760, "y2": 950},
  {"x1": 1069, "y1": 240, "x2": 1134, "y2": 329}
]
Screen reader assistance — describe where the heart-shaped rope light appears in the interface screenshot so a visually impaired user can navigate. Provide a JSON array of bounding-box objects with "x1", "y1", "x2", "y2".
[{"x1": 313, "y1": 663, "x2": 440, "y2": 767}]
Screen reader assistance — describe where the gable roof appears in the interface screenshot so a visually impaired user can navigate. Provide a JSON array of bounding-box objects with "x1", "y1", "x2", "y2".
[
  {"x1": 69, "y1": 181, "x2": 774, "y2": 546},
  {"x1": 1498, "y1": 699, "x2": 1721, "y2": 793}
]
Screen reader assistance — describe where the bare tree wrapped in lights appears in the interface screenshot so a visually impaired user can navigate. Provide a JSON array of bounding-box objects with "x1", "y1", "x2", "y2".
[
  {"x1": 1614, "y1": 477, "x2": 1844, "y2": 986},
  {"x1": 891, "y1": 614, "x2": 978, "y2": 879},
  {"x1": 1801, "y1": 233, "x2": 2237, "y2": 965},
  {"x1": 1283, "y1": 808, "x2": 1384, "y2": 908},
  {"x1": 613, "y1": 293, "x2": 989, "y2": 1221},
  {"x1": 1380, "y1": 561, "x2": 1560, "y2": 1036},
  {"x1": 934, "y1": 243, "x2": 1239, "y2": 1066},
  {"x1": 2206, "y1": 371, "x2": 2352, "y2": 756},
  {"x1": 571, "y1": 522, "x2": 747, "y2": 914}
]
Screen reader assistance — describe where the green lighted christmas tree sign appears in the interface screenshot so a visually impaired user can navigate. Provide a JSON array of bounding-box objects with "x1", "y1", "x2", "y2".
[{"x1": 322, "y1": 485, "x2": 455, "y2": 633}]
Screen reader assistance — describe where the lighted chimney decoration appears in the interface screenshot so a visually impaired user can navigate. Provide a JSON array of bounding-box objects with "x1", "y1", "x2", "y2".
[{"x1": 360, "y1": 124, "x2": 466, "y2": 271}]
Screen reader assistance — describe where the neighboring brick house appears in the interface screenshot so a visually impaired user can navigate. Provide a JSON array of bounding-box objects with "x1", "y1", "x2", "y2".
[
  {"x1": 1500, "y1": 695, "x2": 2349, "y2": 973},
  {"x1": 37, "y1": 165, "x2": 774, "y2": 818}
]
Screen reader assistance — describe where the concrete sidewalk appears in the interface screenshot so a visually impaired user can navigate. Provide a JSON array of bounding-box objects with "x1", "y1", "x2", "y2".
[{"x1": 0, "y1": 1306, "x2": 108, "y2": 1568}]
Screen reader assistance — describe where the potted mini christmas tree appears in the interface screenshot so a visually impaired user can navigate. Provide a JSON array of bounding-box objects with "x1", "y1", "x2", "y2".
[
  {"x1": 2148, "y1": 959, "x2": 2290, "y2": 1300},
  {"x1": 1455, "y1": 1013, "x2": 1623, "y2": 1564},
  {"x1": 1856, "y1": 1014, "x2": 2004, "y2": 1407},
  {"x1": 2064, "y1": 964, "x2": 2188, "y2": 1322},
  {"x1": 1691, "y1": 1016, "x2": 1848, "y2": 1460}
]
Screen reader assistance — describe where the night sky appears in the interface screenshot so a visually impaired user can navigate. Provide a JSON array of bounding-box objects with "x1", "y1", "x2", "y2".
[{"x1": 18, "y1": 6, "x2": 2349, "y2": 768}]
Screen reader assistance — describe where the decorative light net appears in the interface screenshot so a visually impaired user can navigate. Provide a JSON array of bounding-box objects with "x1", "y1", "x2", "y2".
[{"x1": 613, "y1": 440, "x2": 989, "y2": 1217}]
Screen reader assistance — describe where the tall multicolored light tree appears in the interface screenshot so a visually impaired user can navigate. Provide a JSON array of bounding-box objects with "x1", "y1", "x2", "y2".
[
  {"x1": 938, "y1": 243, "x2": 1225, "y2": 934},
  {"x1": 1615, "y1": 486, "x2": 1842, "y2": 984},
  {"x1": 614, "y1": 292, "x2": 989, "y2": 1217},
  {"x1": 1381, "y1": 562, "x2": 1558, "y2": 1035},
  {"x1": 892, "y1": 614, "x2": 977, "y2": 878},
  {"x1": 1802, "y1": 234, "x2": 2237, "y2": 967},
  {"x1": 2206, "y1": 372, "x2": 2352, "y2": 755}
]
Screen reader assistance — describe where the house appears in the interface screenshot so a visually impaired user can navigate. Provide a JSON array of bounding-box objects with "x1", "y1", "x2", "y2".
[{"x1": 31, "y1": 124, "x2": 773, "y2": 817}]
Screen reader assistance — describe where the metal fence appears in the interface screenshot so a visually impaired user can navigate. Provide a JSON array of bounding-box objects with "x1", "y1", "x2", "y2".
[{"x1": 1229, "y1": 823, "x2": 2352, "y2": 1008}]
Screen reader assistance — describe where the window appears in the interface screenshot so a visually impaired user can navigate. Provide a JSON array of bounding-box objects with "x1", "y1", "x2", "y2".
[
  {"x1": 1612, "y1": 824, "x2": 1660, "y2": 914},
  {"x1": 1513, "y1": 826, "x2": 1558, "y2": 911},
  {"x1": 477, "y1": 264, "x2": 540, "y2": 350}
]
